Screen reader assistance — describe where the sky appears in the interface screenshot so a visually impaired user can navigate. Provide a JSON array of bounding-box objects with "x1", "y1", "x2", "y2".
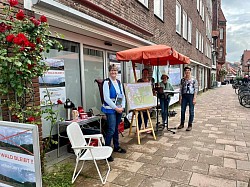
[{"x1": 221, "y1": 0, "x2": 250, "y2": 63}]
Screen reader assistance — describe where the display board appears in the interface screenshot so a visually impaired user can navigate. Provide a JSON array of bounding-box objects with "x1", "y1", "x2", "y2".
[
  {"x1": 124, "y1": 83, "x2": 156, "y2": 110},
  {"x1": 0, "y1": 121, "x2": 42, "y2": 187}
]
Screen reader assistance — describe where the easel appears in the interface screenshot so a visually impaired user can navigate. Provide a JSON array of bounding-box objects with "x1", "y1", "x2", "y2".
[{"x1": 129, "y1": 107, "x2": 156, "y2": 144}]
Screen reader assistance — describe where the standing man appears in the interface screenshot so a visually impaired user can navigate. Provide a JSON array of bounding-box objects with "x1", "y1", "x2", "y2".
[{"x1": 177, "y1": 66, "x2": 198, "y2": 131}]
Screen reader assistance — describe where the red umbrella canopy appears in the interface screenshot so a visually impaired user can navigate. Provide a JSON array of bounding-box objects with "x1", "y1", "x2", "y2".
[{"x1": 116, "y1": 45, "x2": 190, "y2": 66}]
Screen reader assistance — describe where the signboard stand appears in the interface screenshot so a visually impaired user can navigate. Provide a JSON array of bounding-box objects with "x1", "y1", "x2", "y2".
[{"x1": 128, "y1": 107, "x2": 156, "y2": 144}]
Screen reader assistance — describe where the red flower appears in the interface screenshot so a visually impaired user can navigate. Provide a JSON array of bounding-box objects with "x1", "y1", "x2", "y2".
[
  {"x1": 13, "y1": 33, "x2": 28, "y2": 46},
  {"x1": 28, "y1": 64, "x2": 34, "y2": 70},
  {"x1": 12, "y1": 115, "x2": 19, "y2": 120},
  {"x1": 36, "y1": 38, "x2": 41, "y2": 44},
  {"x1": 40, "y1": 15, "x2": 47, "y2": 23},
  {"x1": 30, "y1": 17, "x2": 41, "y2": 26},
  {"x1": 16, "y1": 10, "x2": 25, "y2": 20},
  {"x1": 57, "y1": 99, "x2": 63, "y2": 104},
  {"x1": 8, "y1": 0, "x2": 18, "y2": 7},
  {"x1": 27, "y1": 116, "x2": 35, "y2": 122},
  {"x1": 0, "y1": 22, "x2": 8, "y2": 33},
  {"x1": 6, "y1": 34, "x2": 15, "y2": 42}
]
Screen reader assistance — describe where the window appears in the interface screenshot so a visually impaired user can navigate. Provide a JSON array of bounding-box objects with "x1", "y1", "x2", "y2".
[
  {"x1": 188, "y1": 18, "x2": 192, "y2": 43},
  {"x1": 138, "y1": 0, "x2": 148, "y2": 8},
  {"x1": 202, "y1": 4, "x2": 205, "y2": 21},
  {"x1": 154, "y1": 0, "x2": 164, "y2": 20},
  {"x1": 220, "y1": 28, "x2": 224, "y2": 40},
  {"x1": 176, "y1": 1, "x2": 181, "y2": 34},
  {"x1": 199, "y1": 32, "x2": 202, "y2": 51},
  {"x1": 200, "y1": 0, "x2": 202, "y2": 16},
  {"x1": 83, "y1": 47, "x2": 104, "y2": 110},
  {"x1": 182, "y1": 10, "x2": 187, "y2": 39},
  {"x1": 219, "y1": 47, "x2": 223, "y2": 58},
  {"x1": 197, "y1": 0, "x2": 199, "y2": 12},
  {"x1": 201, "y1": 36, "x2": 204, "y2": 53},
  {"x1": 196, "y1": 29, "x2": 199, "y2": 49}
]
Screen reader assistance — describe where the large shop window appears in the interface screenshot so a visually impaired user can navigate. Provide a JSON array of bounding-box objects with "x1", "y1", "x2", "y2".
[
  {"x1": 40, "y1": 39, "x2": 81, "y2": 137},
  {"x1": 83, "y1": 47, "x2": 104, "y2": 112}
]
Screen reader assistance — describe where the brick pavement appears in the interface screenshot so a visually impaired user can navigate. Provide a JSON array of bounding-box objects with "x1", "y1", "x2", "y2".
[{"x1": 58, "y1": 85, "x2": 250, "y2": 187}]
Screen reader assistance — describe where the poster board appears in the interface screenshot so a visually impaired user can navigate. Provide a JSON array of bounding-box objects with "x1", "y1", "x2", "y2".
[
  {"x1": 0, "y1": 121, "x2": 42, "y2": 187},
  {"x1": 39, "y1": 58, "x2": 66, "y2": 106},
  {"x1": 124, "y1": 83, "x2": 156, "y2": 110}
]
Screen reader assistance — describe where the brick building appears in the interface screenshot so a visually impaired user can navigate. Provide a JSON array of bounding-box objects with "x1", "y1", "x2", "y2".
[
  {"x1": 17, "y1": 0, "x2": 215, "y2": 139},
  {"x1": 212, "y1": 0, "x2": 227, "y2": 82},
  {"x1": 241, "y1": 50, "x2": 250, "y2": 76}
]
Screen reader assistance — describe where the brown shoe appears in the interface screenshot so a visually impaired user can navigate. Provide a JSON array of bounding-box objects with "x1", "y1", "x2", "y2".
[{"x1": 177, "y1": 124, "x2": 184, "y2": 129}]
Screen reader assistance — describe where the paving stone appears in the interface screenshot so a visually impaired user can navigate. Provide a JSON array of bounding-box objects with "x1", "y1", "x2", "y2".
[
  {"x1": 162, "y1": 168, "x2": 192, "y2": 184},
  {"x1": 176, "y1": 152, "x2": 199, "y2": 161},
  {"x1": 137, "y1": 163, "x2": 166, "y2": 177},
  {"x1": 203, "y1": 142, "x2": 225, "y2": 150},
  {"x1": 182, "y1": 160, "x2": 209, "y2": 174},
  {"x1": 216, "y1": 139, "x2": 246, "y2": 147},
  {"x1": 236, "y1": 160, "x2": 250, "y2": 171},
  {"x1": 224, "y1": 158, "x2": 236, "y2": 168},
  {"x1": 112, "y1": 171, "x2": 146, "y2": 187},
  {"x1": 198, "y1": 154, "x2": 224, "y2": 166},
  {"x1": 190, "y1": 146, "x2": 213, "y2": 155},
  {"x1": 209, "y1": 165, "x2": 250, "y2": 182},
  {"x1": 158, "y1": 157, "x2": 185, "y2": 169},
  {"x1": 189, "y1": 173, "x2": 236, "y2": 187},
  {"x1": 236, "y1": 181, "x2": 248, "y2": 187},
  {"x1": 225, "y1": 145, "x2": 236, "y2": 152},
  {"x1": 154, "y1": 148, "x2": 179, "y2": 158},
  {"x1": 213, "y1": 149, "x2": 248, "y2": 160},
  {"x1": 139, "y1": 177, "x2": 172, "y2": 187},
  {"x1": 107, "y1": 169, "x2": 123, "y2": 182},
  {"x1": 128, "y1": 144, "x2": 159, "y2": 154},
  {"x1": 111, "y1": 158, "x2": 144, "y2": 172},
  {"x1": 127, "y1": 152, "x2": 143, "y2": 161},
  {"x1": 137, "y1": 153, "x2": 162, "y2": 165}
]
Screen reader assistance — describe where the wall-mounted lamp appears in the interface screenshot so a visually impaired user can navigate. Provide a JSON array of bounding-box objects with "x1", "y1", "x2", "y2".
[{"x1": 104, "y1": 41, "x2": 112, "y2": 46}]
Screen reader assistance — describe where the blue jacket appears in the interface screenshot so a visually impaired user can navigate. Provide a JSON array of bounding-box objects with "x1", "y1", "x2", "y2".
[{"x1": 101, "y1": 79, "x2": 125, "y2": 114}]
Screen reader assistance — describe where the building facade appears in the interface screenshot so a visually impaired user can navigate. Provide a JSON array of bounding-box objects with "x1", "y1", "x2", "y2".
[
  {"x1": 21, "y1": 0, "x2": 215, "y2": 138},
  {"x1": 241, "y1": 50, "x2": 250, "y2": 76},
  {"x1": 212, "y1": 0, "x2": 227, "y2": 82}
]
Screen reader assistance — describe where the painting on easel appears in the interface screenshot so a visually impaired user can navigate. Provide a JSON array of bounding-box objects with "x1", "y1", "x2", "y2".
[{"x1": 124, "y1": 82, "x2": 156, "y2": 110}]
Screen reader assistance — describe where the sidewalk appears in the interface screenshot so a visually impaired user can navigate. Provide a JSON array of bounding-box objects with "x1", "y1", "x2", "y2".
[{"x1": 60, "y1": 85, "x2": 250, "y2": 187}]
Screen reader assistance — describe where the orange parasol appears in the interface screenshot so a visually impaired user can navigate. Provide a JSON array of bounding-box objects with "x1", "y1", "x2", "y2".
[{"x1": 116, "y1": 44, "x2": 190, "y2": 80}]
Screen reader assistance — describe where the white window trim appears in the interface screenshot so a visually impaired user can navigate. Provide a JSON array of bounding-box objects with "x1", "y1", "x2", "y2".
[
  {"x1": 196, "y1": 29, "x2": 199, "y2": 49},
  {"x1": 188, "y1": 18, "x2": 192, "y2": 43},
  {"x1": 176, "y1": 0, "x2": 181, "y2": 34},
  {"x1": 154, "y1": 0, "x2": 164, "y2": 20},
  {"x1": 182, "y1": 10, "x2": 187, "y2": 40},
  {"x1": 138, "y1": 0, "x2": 148, "y2": 8},
  {"x1": 197, "y1": 0, "x2": 199, "y2": 12}
]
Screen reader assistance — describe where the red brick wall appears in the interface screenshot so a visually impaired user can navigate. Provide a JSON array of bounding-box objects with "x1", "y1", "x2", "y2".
[{"x1": 55, "y1": 0, "x2": 212, "y2": 66}]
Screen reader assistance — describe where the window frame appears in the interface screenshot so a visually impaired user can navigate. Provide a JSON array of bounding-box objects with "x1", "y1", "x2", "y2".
[
  {"x1": 176, "y1": 0, "x2": 182, "y2": 34},
  {"x1": 137, "y1": 0, "x2": 148, "y2": 8},
  {"x1": 182, "y1": 10, "x2": 188, "y2": 40},
  {"x1": 154, "y1": 0, "x2": 164, "y2": 20},
  {"x1": 188, "y1": 18, "x2": 192, "y2": 43}
]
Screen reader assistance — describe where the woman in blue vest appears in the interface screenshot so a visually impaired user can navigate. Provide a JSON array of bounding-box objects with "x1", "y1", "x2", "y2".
[{"x1": 101, "y1": 64, "x2": 126, "y2": 162}]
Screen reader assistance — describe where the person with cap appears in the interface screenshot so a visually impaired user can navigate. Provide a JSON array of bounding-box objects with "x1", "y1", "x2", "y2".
[
  {"x1": 159, "y1": 73, "x2": 174, "y2": 125},
  {"x1": 101, "y1": 64, "x2": 126, "y2": 162},
  {"x1": 178, "y1": 66, "x2": 198, "y2": 131}
]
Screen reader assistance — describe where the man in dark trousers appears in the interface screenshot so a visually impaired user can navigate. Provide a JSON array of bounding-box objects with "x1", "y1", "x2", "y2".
[{"x1": 177, "y1": 67, "x2": 198, "y2": 131}]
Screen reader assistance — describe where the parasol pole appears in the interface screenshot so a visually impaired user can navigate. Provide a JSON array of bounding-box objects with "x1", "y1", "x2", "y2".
[{"x1": 132, "y1": 61, "x2": 137, "y2": 82}]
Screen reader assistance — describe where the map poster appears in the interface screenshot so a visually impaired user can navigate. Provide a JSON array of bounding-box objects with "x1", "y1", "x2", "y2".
[
  {"x1": 124, "y1": 83, "x2": 156, "y2": 110},
  {"x1": 0, "y1": 121, "x2": 42, "y2": 187},
  {"x1": 39, "y1": 59, "x2": 66, "y2": 106}
]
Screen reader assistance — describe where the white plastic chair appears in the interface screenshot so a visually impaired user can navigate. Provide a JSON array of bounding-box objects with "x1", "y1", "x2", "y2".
[{"x1": 66, "y1": 122, "x2": 112, "y2": 184}]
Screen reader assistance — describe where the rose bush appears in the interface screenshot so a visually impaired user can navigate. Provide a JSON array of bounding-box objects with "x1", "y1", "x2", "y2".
[{"x1": 0, "y1": 0, "x2": 63, "y2": 172}]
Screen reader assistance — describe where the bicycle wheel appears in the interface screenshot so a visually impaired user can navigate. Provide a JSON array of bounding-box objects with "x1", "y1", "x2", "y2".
[{"x1": 241, "y1": 95, "x2": 250, "y2": 108}]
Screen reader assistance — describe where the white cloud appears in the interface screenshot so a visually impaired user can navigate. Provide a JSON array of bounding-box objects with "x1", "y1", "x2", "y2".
[{"x1": 222, "y1": 0, "x2": 250, "y2": 62}]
